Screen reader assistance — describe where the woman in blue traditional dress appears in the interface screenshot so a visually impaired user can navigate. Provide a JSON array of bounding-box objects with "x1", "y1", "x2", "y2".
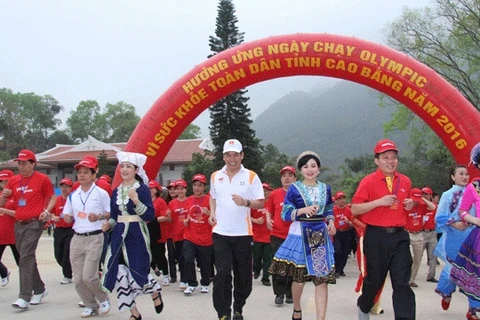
[
  {"x1": 450, "y1": 143, "x2": 480, "y2": 320},
  {"x1": 101, "y1": 152, "x2": 164, "y2": 320},
  {"x1": 269, "y1": 151, "x2": 336, "y2": 320},
  {"x1": 433, "y1": 165, "x2": 475, "y2": 317}
]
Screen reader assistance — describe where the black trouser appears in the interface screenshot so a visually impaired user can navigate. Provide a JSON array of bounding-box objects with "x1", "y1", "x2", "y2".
[
  {"x1": 212, "y1": 233, "x2": 252, "y2": 318},
  {"x1": 183, "y1": 239, "x2": 213, "y2": 287},
  {"x1": 167, "y1": 239, "x2": 185, "y2": 282},
  {"x1": 358, "y1": 226, "x2": 416, "y2": 320},
  {"x1": 270, "y1": 235, "x2": 292, "y2": 297},
  {"x1": 0, "y1": 244, "x2": 20, "y2": 278},
  {"x1": 150, "y1": 241, "x2": 169, "y2": 276},
  {"x1": 334, "y1": 229, "x2": 352, "y2": 274},
  {"x1": 253, "y1": 241, "x2": 273, "y2": 282},
  {"x1": 53, "y1": 227, "x2": 74, "y2": 279}
]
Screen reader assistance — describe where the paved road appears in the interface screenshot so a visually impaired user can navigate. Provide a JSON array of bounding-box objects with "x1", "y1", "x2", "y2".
[{"x1": 0, "y1": 234, "x2": 470, "y2": 319}]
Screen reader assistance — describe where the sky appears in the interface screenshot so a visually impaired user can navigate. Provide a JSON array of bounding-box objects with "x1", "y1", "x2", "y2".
[{"x1": 0, "y1": 0, "x2": 433, "y2": 138}]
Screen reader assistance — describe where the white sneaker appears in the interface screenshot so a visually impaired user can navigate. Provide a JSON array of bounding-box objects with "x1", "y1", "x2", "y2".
[
  {"x1": 80, "y1": 307, "x2": 98, "y2": 318},
  {"x1": 183, "y1": 286, "x2": 197, "y2": 295},
  {"x1": 12, "y1": 298, "x2": 29, "y2": 309},
  {"x1": 162, "y1": 277, "x2": 170, "y2": 286},
  {"x1": 78, "y1": 301, "x2": 85, "y2": 308},
  {"x1": 60, "y1": 277, "x2": 72, "y2": 285},
  {"x1": 200, "y1": 285, "x2": 209, "y2": 293},
  {"x1": 179, "y1": 282, "x2": 187, "y2": 290},
  {"x1": 99, "y1": 299, "x2": 110, "y2": 314},
  {"x1": 1, "y1": 270, "x2": 11, "y2": 287},
  {"x1": 30, "y1": 289, "x2": 48, "y2": 305}
]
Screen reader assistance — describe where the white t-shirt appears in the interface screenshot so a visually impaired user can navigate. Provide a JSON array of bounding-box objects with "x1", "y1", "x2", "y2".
[
  {"x1": 63, "y1": 183, "x2": 110, "y2": 233},
  {"x1": 210, "y1": 165, "x2": 264, "y2": 236}
]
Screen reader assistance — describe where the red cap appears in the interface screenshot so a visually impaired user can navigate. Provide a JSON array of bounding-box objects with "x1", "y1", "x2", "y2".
[
  {"x1": 175, "y1": 179, "x2": 188, "y2": 188},
  {"x1": 148, "y1": 180, "x2": 161, "y2": 190},
  {"x1": 262, "y1": 183, "x2": 273, "y2": 191},
  {"x1": 280, "y1": 165, "x2": 296, "y2": 176},
  {"x1": 83, "y1": 156, "x2": 99, "y2": 168},
  {"x1": 334, "y1": 191, "x2": 346, "y2": 200},
  {"x1": 99, "y1": 175, "x2": 111, "y2": 183},
  {"x1": 167, "y1": 181, "x2": 176, "y2": 189},
  {"x1": 192, "y1": 174, "x2": 207, "y2": 184},
  {"x1": 0, "y1": 170, "x2": 14, "y2": 180},
  {"x1": 411, "y1": 188, "x2": 424, "y2": 203},
  {"x1": 374, "y1": 139, "x2": 398, "y2": 154},
  {"x1": 15, "y1": 149, "x2": 36, "y2": 162},
  {"x1": 421, "y1": 187, "x2": 433, "y2": 195},
  {"x1": 60, "y1": 178, "x2": 73, "y2": 186},
  {"x1": 74, "y1": 157, "x2": 97, "y2": 170}
]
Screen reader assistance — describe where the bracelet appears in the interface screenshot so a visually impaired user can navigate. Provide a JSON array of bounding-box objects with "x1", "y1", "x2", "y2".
[
  {"x1": 245, "y1": 199, "x2": 251, "y2": 207},
  {"x1": 99, "y1": 214, "x2": 105, "y2": 220}
]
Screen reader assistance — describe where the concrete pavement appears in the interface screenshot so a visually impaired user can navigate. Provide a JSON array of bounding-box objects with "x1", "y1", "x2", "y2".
[{"x1": 0, "y1": 234, "x2": 470, "y2": 319}]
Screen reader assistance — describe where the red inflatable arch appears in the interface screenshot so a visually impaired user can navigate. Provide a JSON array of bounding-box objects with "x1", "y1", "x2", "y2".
[{"x1": 122, "y1": 33, "x2": 480, "y2": 182}]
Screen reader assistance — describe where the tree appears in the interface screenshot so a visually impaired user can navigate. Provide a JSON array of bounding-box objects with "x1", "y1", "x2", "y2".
[
  {"x1": 259, "y1": 143, "x2": 291, "y2": 188},
  {"x1": 208, "y1": 0, "x2": 264, "y2": 173},
  {"x1": 102, "y1": 101, "x2": 140, "y2": 142},
  {"x1": 67, "y1": 100, "x2": 105, "y2": 142},
  {"x1": 47, "y1": 129, "x2": 74, "y2": 149},
  {"x1": 386, "y1": 0, "x2": 480, "y2": 110},
  {"x1": 179, "y1": 124, "x2": 202, "y2": 139},
  {"x1": 0, "y1": 88, "x2": 64, "y2": 159}
]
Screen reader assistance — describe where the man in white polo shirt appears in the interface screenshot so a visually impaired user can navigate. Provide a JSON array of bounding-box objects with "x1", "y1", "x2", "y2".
[
  {"x1": 208, "y1": 139, "x2": 265, "y2": 320},
  {"x1": 63, "y1": 157, "x2": 111, "y2": 318}
]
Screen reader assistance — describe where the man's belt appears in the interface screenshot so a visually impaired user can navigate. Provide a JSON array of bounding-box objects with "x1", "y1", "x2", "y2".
[
  {"x1": 16, "y1": 218, "x2": 38, "y2": 225},
  {"x1": 422, "y1": 229, "x2": 435, "y2": 232},
  {"x1": 367, "y1": 225, "x2": 404, "y2": 234},
  {"x1": 74, "y1": 229, "x2": 102, "y2": 236}
]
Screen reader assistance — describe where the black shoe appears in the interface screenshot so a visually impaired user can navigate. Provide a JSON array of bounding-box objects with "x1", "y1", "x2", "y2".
[
  {"x1": 152, "y1": 292, "x2": 163, "y2": 314},
  {"x1": 154, "y1": 269, "x2": 161, "y2": 277},
  {"x1": 275, "y1": 294, "x2": 284, "y2": 305},
  {"x1": 170, "y1": 278, "x2": 177, "y2": 284},
  {"x1": 427, "y1": 278, "x2": 438, "y2": 283},
  {"x1": 262, "y1": 279, "x2": 271, "y2": 286},
  {"x1": 292, "y1": 309, "x2": 302, "y2": 320},
  {"x1": 233, "y1": 311, "x2": 244, "y2": 320},
  {"x1": 219, "y1": 316, "x2": 231, "y2": 320},
  {"x1": 340, "y1": 271, "x2": 346, "y2": 277},
  {"x1": 253, "y1": 271, "x2": 260, "y2": 279},
  {"x1": 335, "y1": 273, "x2": 340, "y2": 278},
  {"x1": 285, "y1": 296, "x2": 293, "y2": 304}
]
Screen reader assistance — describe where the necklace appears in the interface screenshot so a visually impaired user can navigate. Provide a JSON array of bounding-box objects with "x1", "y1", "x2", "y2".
[{"x1": 116, "y1": 181, "x2": 140, "y2": 213}]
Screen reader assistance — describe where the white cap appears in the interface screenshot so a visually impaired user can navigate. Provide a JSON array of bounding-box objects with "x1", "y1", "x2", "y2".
[
  {"x1": 116, "y1": 151, "x2": 149, "y2": 184},
  {"x1": 223, "y1": 139, "x2": 243, "y2": 153}
]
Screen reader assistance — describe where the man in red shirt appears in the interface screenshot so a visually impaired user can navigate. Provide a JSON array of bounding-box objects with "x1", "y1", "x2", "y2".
[
  {"x1": 333, "y1": 191, "x2": 353, "y2": 278},
  {"x1": 266, "y1": 165, "x2": 297, "y2": 305},
  {"x1": 182, "y1": 174, "x2": 213, "y2": 295},
  {"x1": 352, "y1": 139, "x2": 415, "y2": 320},
  {"x1": 0, "y1": 149, "x2": 56, "y2": 309},
  {"x1": 252, "y1": 183, "x2": 273, "y2": 287},
  {"x1": 50, "y1": 178, "x2": 74, "y2": 285}
]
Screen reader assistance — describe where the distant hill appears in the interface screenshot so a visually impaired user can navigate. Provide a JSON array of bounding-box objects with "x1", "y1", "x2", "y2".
[{"x1": 252, "y1": 80, "x2": 408, "y2": 170}]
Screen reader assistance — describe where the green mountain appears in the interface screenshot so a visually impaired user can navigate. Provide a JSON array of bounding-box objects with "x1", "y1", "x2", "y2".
[{"x1": 252, "y1": 80, "x2": 408, "y2": 170}]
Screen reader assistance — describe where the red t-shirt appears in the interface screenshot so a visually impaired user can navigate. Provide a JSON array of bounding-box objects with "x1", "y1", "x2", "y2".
[
  {"x1": 0, "y1": 193, "x2": 15, "y2": 244},
  {"x1": 168, "y1": 198, "x2": 188, "y2": 242},
  {"x1": 5, "y1": 172, "x2": 55, "y2": 220},
  {"x1": 422, "y1": 206, "x2": 436, "y2": 231},
  {"x1": 352, "y1": 169, "x2": 412, "y2": 227},
  {"x1": 52, "y1": 195, "x2": 73, "y2": 228},
  {"x1": 251, "y1": 206, "x2": 271, "y2": 243},
  {"x1": 153, "y1": 197, "x2": 169, "y2": 243},
  {"x1": 184, "y1": 194, "x2": 212, "y2": 246},
  {"x1": 405, "y1": 205, "x2": 424, "y2": 232},
  {"x1": 333, "y1": 205, "x2": 352, "y2": 231},
  {"x1": 266, "y1": 188, "x2": 292, "y2": 239}
]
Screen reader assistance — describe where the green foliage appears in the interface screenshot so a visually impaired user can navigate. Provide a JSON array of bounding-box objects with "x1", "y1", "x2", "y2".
[
  {"x1": 0, "y1": 88, "x2": 64, "y2": 160},
  {"x1": 97, "y1": 150, "x2": 116, "y2": 177},
  {"x1": 67, "y1": 100, "x2": 140, "y2": 143},
  {"x1": 208, "y1": 0, "x2": 264, "y2": 173},
  {"x1": 258, "y1": 143, "x2": 291, "y2": 188},
  {"x1": 386, "y1": 0, "x2": 480, "y2": 110},
  {"x1": 179, "y1": 124, "x2": 202, "y2": 139}
]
